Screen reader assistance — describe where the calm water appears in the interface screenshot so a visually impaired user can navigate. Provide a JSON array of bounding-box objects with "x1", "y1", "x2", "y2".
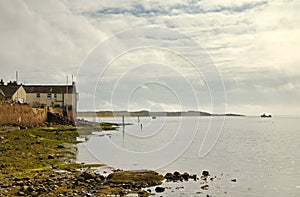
[{"x1": 77, "y1": 116, "x2": 300, "y2": 196}]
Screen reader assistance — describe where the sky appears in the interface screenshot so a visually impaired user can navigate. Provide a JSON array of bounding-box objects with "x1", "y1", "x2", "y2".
[{"x1": 0, "y1": 0, "x2": 300, "y2": 115}]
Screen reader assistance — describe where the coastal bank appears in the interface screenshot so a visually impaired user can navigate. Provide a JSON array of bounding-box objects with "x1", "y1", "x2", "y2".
[{"x1": 0, "y1": 124, "x2": 165, "y2": 196}]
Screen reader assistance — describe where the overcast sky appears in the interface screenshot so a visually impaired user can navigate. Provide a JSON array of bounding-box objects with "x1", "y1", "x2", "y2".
[{"x1": 0, "y1": 0, "x2": 299, "y2": 115}]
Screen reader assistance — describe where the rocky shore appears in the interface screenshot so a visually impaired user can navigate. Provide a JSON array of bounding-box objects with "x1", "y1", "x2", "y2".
[
  {"x1": 0, "y1": 124, "x2": 165, "y2": 196},
  {"x1": 0, "y1": 122, "x2": 236, "y2": 196},
  {"x1": 0, "y1": 169, "x2": 164, "y2": 196}
]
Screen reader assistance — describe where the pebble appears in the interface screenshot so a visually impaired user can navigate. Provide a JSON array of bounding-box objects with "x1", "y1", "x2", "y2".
[{"x1": 200, "y1": 184, "x2": 209, "y2": 190}]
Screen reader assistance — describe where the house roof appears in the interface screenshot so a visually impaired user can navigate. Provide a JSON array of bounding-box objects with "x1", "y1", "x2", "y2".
[
  {"x1": 0, "y1": 85, "x2": 21, "y2": 98},
  {"x1": 24, "y1": 85, "x2": 75, "y2": 94}
]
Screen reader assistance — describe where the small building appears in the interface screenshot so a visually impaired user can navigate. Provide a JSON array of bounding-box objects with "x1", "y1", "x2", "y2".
[
  {"x1": 24, "y1": 82, "x2": 78, "y2": 123},
  {"x1": 24, "y1": 82, "x2": 78, "y2": 109},
  {"x1": 0, "y1": 78, "x2": 79, "y2": 124},
  {"x1": 0, "y1": 80, "x2": 27, "y2": 103}
]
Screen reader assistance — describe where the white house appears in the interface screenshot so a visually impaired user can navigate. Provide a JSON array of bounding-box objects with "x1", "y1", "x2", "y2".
[
  {"x1": 24, "y1": 82, "x2": 78, "y2": 111},
  {"x1": 0, "y1": 79, "x2": 78, "y2": 124}
]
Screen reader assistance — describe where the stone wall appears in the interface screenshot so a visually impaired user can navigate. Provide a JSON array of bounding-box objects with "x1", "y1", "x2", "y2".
[
  {"x1": 0, "y1": 103, "x2": 47, "y2": 126},
  {"x1": 48, "y1": 107, "x2": 76, "y2": 125}
]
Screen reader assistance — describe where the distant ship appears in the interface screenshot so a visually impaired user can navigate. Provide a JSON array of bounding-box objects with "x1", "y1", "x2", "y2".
[{"x1": 261, "y1": 113, "x2": 272, "y2": 118}]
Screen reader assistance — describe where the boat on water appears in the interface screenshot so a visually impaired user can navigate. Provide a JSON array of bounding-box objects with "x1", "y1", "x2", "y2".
[{"x1": 261, "y1": 113, "x2": 272, "y2": 118}]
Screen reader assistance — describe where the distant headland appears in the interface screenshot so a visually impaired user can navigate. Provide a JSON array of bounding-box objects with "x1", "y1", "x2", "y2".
[{"x1": 78, "y1": 110, "x2": 245, "y2": 117}]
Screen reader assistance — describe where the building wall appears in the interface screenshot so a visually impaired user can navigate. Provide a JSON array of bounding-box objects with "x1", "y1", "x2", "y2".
[
  {"x1": 0, "y1": 103, "x2": 47, "y2": 126},
  {"x1": 12, "y1": 86, "x2": 27, "y2": 103},
  {"x1": 26, "y1": 92, "x2": 77, "y2": 123},
  {"x1": 26, "y1": 93, "x2": 76, "y2": 108}
]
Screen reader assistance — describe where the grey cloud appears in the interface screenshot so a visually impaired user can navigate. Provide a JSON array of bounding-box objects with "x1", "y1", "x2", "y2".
[
  {"x1": 84, "y1": 1, "x2": 268, "y2": 18},
  {"x1": 1, "y1": 0, "x2": 299, "y2": 115},
  {"x1": 0, "y1": 0, "x2": 105, "y2": 84}
]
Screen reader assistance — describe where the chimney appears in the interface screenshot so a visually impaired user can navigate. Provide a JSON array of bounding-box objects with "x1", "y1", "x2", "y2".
[{"x1": 8, "y1": 81, "x2": 18, "y2": 86}]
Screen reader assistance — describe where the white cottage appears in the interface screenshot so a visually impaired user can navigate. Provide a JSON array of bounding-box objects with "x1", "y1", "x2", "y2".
[{"x1": 24, "y1": 82, "x2": 78, "y2": 111}]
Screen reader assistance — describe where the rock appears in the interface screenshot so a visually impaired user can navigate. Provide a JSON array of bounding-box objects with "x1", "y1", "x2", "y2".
[
  {"x1": 81, "y1": 172, "x2": 96, "y2": 180},
  {"x1": 165, "y1": 171, "x2": 199, "y2": 182},
  {"x1": 15, "y1": 180, "x2": 25, "y2": 186},
  {"x1": 190, "y1": 174, "x2": 198, "y2": 181},
  {"x1": 95, "y1": 177, "x2": 101, "y2": 182},
  {"x1": 18, "y1": 191, "x2": 26, "y2": 196},
  {"x1": 138, "y1": 190, "x2": 148, "y2": 197},
  {"x1": 122, "y1": 184, "x2": 131, "y2": 189},
  {"x1": 47, "y1": 155, "x2": 55, "y2": 159},
  {"x1": 119, "y1": 191, "x2": 126, "y2": 196},
  {"x1": 13, "y1": 177, "x2": 22, "y2": 181},
  {"x1": 202, "y1": 170, "x2": 210, "y2": 177},
  {"x1": 164, "y1": 173, "x2": 174, "y2": 181},
  {"x1": 155, "y1": 186, "x2": 165, "y2": 193},
  {"x1": 99, "y1": 175, "x2": 105, "y2": 181},
  {"x1": 182, "y1": 172, "x2": 189, "y2": 181},
  {"x1": 20, "y1": 126, "x2": 28, "y2": 130},
  {"x1": 49, "y1": 174, "x2": 56, "y2": 178},
  {"x1": 173, "y1": 171, "x2": 181, "y2": 177},
  {"x1": 57, "y1": 145, "x2": 65, "y2": 149},
  {"x1": 26, "y1": 186, "x2": 35, "y2": 192},
  {"x1": 172, "y1": 171, "x2": 183, "y2": 181},
  {"x1": 200, "y1": 184, "x2": 209, "y2": 190}
]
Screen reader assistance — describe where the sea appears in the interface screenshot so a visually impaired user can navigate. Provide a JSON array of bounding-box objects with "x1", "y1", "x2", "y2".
[{"x1": 77, "y1": 116, "x2": 300, "y2": 196}]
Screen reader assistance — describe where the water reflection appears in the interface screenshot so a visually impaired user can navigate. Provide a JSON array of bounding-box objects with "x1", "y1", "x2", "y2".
[{"x1": 77, "y1": 116, "x2": 300, "y2": 197}]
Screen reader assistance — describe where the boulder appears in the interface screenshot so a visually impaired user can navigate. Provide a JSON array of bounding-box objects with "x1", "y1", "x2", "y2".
[
  {"x1": 182, "y1": 172, "x2": 189, "y2": 181},
  {"x1": 202, "y1": 170, "x2": 209, "y2": 176},
  {"x1": 81, "y1": 172, "x2": 96, "y2": 180},
  {"x1": 155, "y1": 186, "x2": 165, "y2": 193},
  {"x1": 164, "y1": 173, "x2": 174, "y2": 181},
  {"x1": 190, "y1": 174, "x2": 198, "y2": 181}
]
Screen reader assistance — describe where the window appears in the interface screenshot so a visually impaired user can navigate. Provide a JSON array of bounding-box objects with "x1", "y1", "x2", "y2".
[
  {"x1": 47, "y1": 93, "x2": 51, "y2": 99},
  {"x1": 36, "y1": 93, "x2": 40, "y2": 98},
  {"x1": 54, "y1": 93, "x2": 57, "y2": 99}
]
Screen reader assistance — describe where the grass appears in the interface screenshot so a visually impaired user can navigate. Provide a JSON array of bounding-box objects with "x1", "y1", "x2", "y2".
[{"x1": 0, "y1": 125, "x2": 79, "y2": 178}]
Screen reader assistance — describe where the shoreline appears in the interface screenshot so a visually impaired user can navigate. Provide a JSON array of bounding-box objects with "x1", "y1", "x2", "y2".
[
  {"x1": 0, "y1": 121, "x2": 234, "y2": 196},
  {"x1": 0, "y1": 124, "x2": 165, "y2": 196}
]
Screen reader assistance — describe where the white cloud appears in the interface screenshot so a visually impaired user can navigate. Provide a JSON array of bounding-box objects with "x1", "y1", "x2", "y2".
[
  {"x1": 0, "y1": 0, "x2": 299, "y2": 114},
  {"x1": 0, "y1": 0, "x2": 106, "y2": 83}
]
